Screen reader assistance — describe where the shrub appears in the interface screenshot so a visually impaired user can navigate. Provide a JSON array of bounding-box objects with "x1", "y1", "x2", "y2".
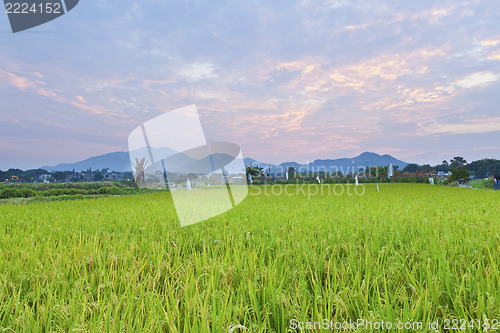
[
  {"x1": 450, "y1": 165, "x2": 470, "y2": 182},
  {"x1": 483, "y1": 177, "x2": 494, "y2": 189},
  {"x1": 97, "y1": 186, "x2": 122, "y2": 195},
  {"x1": 41, "y1": 189, "x2": 90, "y2": 197},
  {"x1": 0, "y1": 188, "x2": 36, "y2": 199}
]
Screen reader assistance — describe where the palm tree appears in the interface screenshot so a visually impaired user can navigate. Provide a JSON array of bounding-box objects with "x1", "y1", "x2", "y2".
[
  {"x1": 131, "y1": 157, "x2": 148, "y2": 188},
  {"x1": 245, "y1": 163, "x2": 264, "y2": 184}
]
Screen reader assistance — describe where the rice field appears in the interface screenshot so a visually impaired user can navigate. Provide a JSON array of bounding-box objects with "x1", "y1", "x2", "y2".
[{"x1": 0, "y1": 184, "x2": 499, "y2": 332}]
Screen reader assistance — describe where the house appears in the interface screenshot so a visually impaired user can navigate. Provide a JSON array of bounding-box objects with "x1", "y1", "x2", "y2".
[
  {"x1": 437, "y1": 171, "x2": 451, "y2": 179},
  {"x1": 82, "y1": 173, "x2": 94, "y2": 182},
  {"x1": 107, "y1": 173, "x2": 119, "y2": 180},
  {"x1": 38, "y1": 174, "x2": 52, "y2": 181}
]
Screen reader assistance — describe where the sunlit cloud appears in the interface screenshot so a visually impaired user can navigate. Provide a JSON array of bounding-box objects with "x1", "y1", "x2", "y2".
[
  {"x1": 76, "y1": 96, "x2": 88, "y2": 103},
  {"x1": 424, "y1": 117, "x2": 500, "y2": 135},
  {"x1": 179, "y1": 63, "x2": 217, "y2": 82},
  {"x1": 487, "y1": 51, "x2": 500, "y2": 61},
  {"x1": 1, "y1": 0, "x2": 500, "y2": 169},
  {"x1": 0, "y1": 68, "x2": 123, "y2": 119},
  {"x1": 0, "y1": 69, "x2": 39, "y2": 90},
  {"x1": 481, "y1": 39, "x2": 500, "y2": 46},
  {"x1": 454, "y1": 71, "x2": 499, "y2": 88}
]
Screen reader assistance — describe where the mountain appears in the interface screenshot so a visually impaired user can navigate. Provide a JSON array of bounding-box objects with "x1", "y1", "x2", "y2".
[
  {"x1": 245, "y1": 152, "x2": 408, "y2": 175},
  {"x1": 42, "y1": 147, "x2": 179, "y2": 172},
  {"x1": 41, "y1": 152, "x2": 133, "y2": 172},
  {"x1": 244, "y1": 158, "x2": 275, "y2": 170},
  {"x1": 41, "y1": 151, "x2": 408, "y2": 173},
  {"x1": 305, "y1": 152, "x2": 408, "y2": 173}
]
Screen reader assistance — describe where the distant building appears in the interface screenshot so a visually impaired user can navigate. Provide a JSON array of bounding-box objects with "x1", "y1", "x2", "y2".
[
  {"x1": 66, "y1": 173, "x2": 82, "y2": 181},
  {"x1": 437, "y1": 171, "x2": 451, "y2": 179},
  {"x1": 38, "y1": 174, "x2": 52, "y2": 181},
  {"x1": 107, "y1": 173, "x2": 119, "y2": 180},
  {"x1": 82, "y1": 173, "x2": 94, "y2": 182}
]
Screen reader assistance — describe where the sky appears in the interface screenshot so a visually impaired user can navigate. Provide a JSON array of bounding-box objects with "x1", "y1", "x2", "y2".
[{"x1": 0, "y1": 0, "x2": 499, "y2": 170}]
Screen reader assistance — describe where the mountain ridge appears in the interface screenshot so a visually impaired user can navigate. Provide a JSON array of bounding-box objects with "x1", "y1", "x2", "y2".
[{"x1": 41, "y1": 151, "x2": 408, "y2": 173}]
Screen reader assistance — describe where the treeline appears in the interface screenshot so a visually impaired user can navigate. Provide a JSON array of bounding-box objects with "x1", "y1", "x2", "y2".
[
  {"x1": 0, "y1": 168, "x2": 133, "y2": 183},
  {"x1": 402, "y1": 157, "x2": 500, "y2": 179},
  {"x1": 246, "y1": 156, "x2": 500, "y2": 185},
  {"x1": 0, "y1": 168, "x2": 50, "y2": 182},
  {"x1": 0, "y1": 186, "x2": 127, "y2": 199},
  {"x1": 0, "y1": 182, "x2": 156, "y2": 200}
]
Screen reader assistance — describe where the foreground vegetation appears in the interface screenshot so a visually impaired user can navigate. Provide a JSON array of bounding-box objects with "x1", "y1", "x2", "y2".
[
  {"x1": 0, "y1": 184, "x2": 498, "y2": 332},
  {"x1": 0, "y1": 182, "x2": 165, "y2": 203}
]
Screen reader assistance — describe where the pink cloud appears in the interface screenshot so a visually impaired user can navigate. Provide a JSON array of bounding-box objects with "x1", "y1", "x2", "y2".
[{"x1": 0, "y1": 69, "x2": 38, "y2": 90}]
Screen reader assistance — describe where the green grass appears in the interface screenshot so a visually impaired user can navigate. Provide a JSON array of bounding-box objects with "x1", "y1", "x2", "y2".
[
  {"x1": 470, "y1": 178, "x2": 495, "y2": 190},
  {"x1": 0, "y1": 184, "x2": 498, "y2": 332}
]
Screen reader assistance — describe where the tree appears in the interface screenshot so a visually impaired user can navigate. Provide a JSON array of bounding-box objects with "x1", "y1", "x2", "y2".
[
  {"x1": 420, "y1": 164, "x2": 433, "y2": 172},
  {"x1": 0, "y1": 170, "x2": 9, "y2": 182},
  {"x1": 265, "y1": 165, "x2": 271, "y2": 177},
  {"x1": 435, "y1": 162, "x2": 449, "y2": 172},
  {"x1": 53, "y1": 171, "x2": 68, "y2": 181},
  {"x1": 94, "y1": 173, "x2": 104, "y2": 182},
  {"x1": 449, "y1": 156, "x2": 467, "y2": 170},
  {"x1": 21, "y1": 169, "x2": 49, "y2": 181},
  {"x1": 402, "y1": 164, "x2": 421, "y2": 173},
  {"x1": 245, "y1": 163, "x2": 263, "y2": 184},
  {"x1": 287, "y1": 166, "x2": 295, "y2": 179},
  {"x1": 467, "y1": 159, "x2": 500, "y2": 179},
  {"x1": 131, "y1": 158, "x2": 147, "y2": 187},
  {"x1": 450, "y1": 164, "x2": 470, "y2": 182},
  {"x1": 7, "y1": 168, "x2": 23, "y2": 176}
]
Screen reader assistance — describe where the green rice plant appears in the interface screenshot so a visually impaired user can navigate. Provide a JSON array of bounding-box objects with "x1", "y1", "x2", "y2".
[{"x1": 0, "y1": 184, "x2": 498, "y2": 332}]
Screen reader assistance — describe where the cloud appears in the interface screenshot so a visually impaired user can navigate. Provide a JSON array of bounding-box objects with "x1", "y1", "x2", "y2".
[
  {"x1": 0, "y1": 69, "x2": 39, "y2": 90},
  {"x1": 179, "y1": 63, "x2": 217, "y2": 81},
  {"x1": 76, "y1": 95, "x2": 88, "y2": 103},
  {"x1": 481, "y1": 39, "x2": 500, "y2": 46},
  {"x1": 2, "y1": 0, "x2": 500, "y2": 168},
  {"x1": 323, "y1": 0, "x2": 352, "y2": 9},
  {"x1": 424, "y1": 117, "x2": 500, "y2": 135},
  {"x1": 487, "y1": 51, "x2": 500, "y2": 61},
  {"x1": 454, "y1": 72, "x2": 499, "y2": 88},
  {"x1": 0, "y1": 68, "x2": 117, "y2": 117}
]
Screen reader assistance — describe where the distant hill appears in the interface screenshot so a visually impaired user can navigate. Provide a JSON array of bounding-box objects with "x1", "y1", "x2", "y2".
[
  {"x1": 304, "y1": 151, "x2": 408, "y2": 173},
  {"x1": 42, "y1": 147, "x2": 178, "y2": 172},
  {"x1": 41, "y1": 151, "x2": 409, "y2": 173},
  {"x1": 41, "y1": 152, "x2": 133, "y2": 172},
  {"x1": 269, "y1": 152, "x2": 408, "y2": 174}
]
